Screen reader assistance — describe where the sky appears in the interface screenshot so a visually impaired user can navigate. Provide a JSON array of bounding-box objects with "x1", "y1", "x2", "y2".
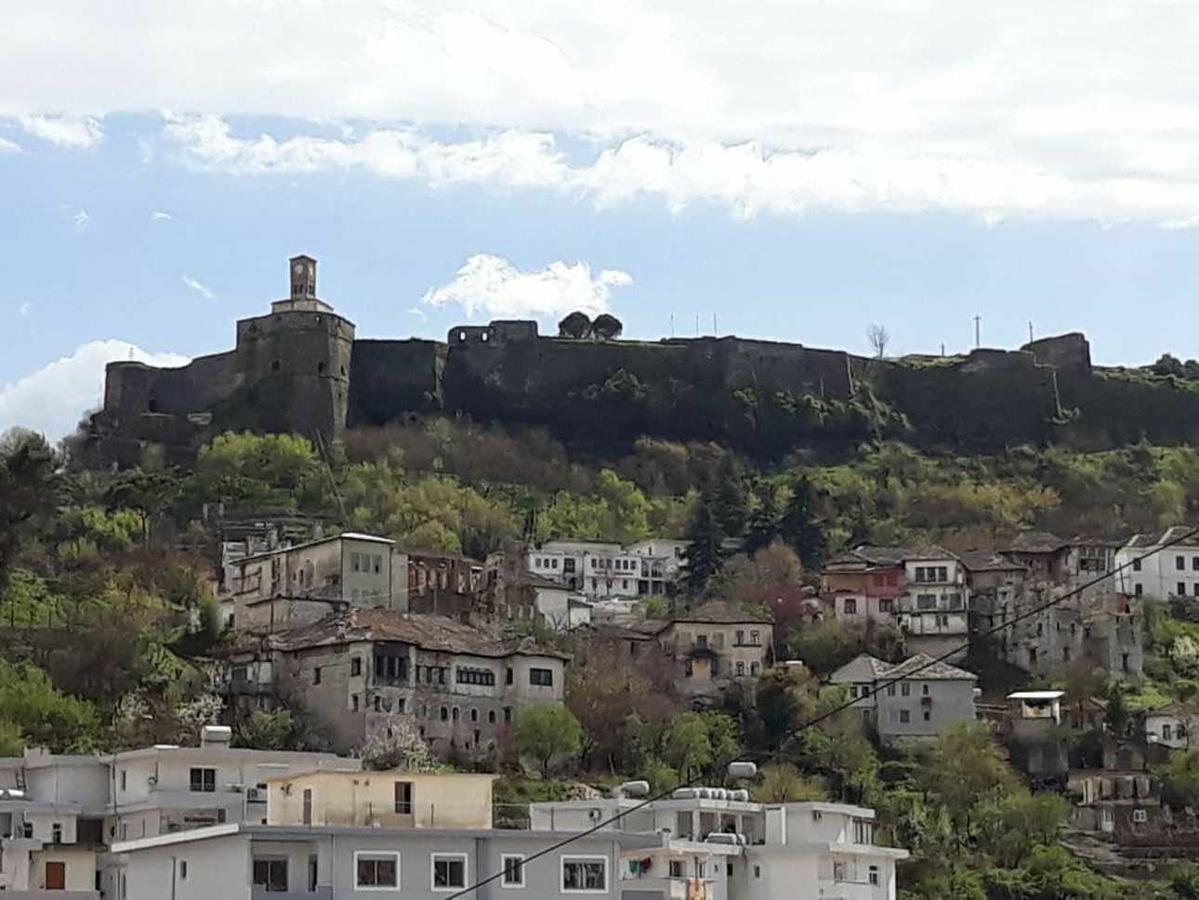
[{"x1": 4, "y1": 1, "x2": 1199, "y2": 439}]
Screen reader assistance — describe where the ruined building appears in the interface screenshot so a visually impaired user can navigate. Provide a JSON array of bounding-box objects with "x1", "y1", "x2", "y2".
[{"x1": 84, "y1": 255, "x2": 1199, "y2": 467}]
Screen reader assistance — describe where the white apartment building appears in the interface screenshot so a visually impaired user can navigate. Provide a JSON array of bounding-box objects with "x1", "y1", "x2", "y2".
[
  {"x1": 531, "y1": 790, "x2": 907, "y2": 900},
  {"x1": 1115, "y1": 526, "x2": 1199, "y2": 601},
  {"x1": 0, "y1": 728, "x2": 358, "y2": 899},
  {"x1": 527, "y1": 538, "x2": 688, "y2": 600},
  {"x1": 221, "y1": 532, "x2": 409, "y2": 632}
]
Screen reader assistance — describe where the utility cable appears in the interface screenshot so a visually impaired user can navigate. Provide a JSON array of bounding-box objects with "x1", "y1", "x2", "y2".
[{"x1": 446, "y1": 525, "x2": 1199, "y2": 898}]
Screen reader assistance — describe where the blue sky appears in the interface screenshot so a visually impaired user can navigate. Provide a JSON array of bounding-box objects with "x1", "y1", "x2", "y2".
[{"x1": 4, "y1": 2, "x2": 1199, "y2": 437}]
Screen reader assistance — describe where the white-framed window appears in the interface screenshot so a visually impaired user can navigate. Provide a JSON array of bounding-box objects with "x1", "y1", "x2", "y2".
[
  {"x1": 869, "y1": 865, "x2": 880, "y2": 885},
  {"x1": 501, "y1": 854, "x2": 526, "y2": 888},
  {"x1": 1133, "y1": 808, "x2": 1148, "y2": 823},
  {"x1": 355, "y1": 851, "x2": 399, "y2": 890},
  {"x1": 432, "y1": 853, "x2": 468, "y2": 891},
  {"x1": 252, "y1": 857, "x2": 289, "y2": 892},
  {"x1": 189, "y1": 767, "x2": 216, "y2": 793},
  {"x1": 562, "y1": 855, "x2": 608, "y2": 892},
  {"x1": 833, "y1": 861, "x2": 847, "y2": 882}
]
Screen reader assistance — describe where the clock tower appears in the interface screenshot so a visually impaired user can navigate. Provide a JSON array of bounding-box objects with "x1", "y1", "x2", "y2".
[{"x1": 290, "y1": 254, "x2": 317, "y2": 299}]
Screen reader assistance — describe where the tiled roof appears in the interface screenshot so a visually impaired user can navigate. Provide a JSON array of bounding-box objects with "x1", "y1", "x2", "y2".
[
  {"x1": 830, "y1": 652, "x2": 976, "y2": 683},
  {"x1": 265, "y1": 609, "x2": 569, "y2": 660},
  {"x1": 1000, "y1": 531, "x2": 1067, "y2": 554},
  {"x1": 958, "y1": 549, "x2": 1027, "y2": 573},
  {"x1": 669, "y1": 600, "x2": 773, "y2": 625},
  {"x1": 1126, "y1": 526, "x2": 1199, "y2": 549}
]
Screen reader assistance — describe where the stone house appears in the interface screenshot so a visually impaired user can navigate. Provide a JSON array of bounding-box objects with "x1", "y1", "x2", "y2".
[
  {"x1": 652, "y1": 601, "x2": 774, "y2": 704},
  {"x1": 999, "y1": 532, "x2": 1116, "y2": 596},
  {"x1": 1068, "y1": 770, "x2": 1169, "y2": 838},
  {"x1": 1005, "y1": 691, "x2": 1071, "y2": 789},
  {"x1": 220, "y1": 532, "x2": 408, "y2": 633},
  {"x1": 217, "y1": 609, "x2": 568, "y2": 760},
  {"x1": 830, "y1": 653, "x2": 977, "y2": 743},
  {"x1": 821, "y1": 545, "x2": 970, "y2": 660}
]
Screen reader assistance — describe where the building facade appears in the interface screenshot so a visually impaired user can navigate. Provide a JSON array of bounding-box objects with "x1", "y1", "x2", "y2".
[
  {"x1": 1116, "y1": 527, "x2": 1199, "y2": 601},
  {"x1": 830, "y1": 653, "x2": 977, "y2": 742},
  {"x1": 526, "y1": 538, "x2": 687, "y2": 601},
  {"x1": 651, "y1": 602, "x2": 774, "y2": 704},
  {"x1": 218, "y1": 609, "x2": 568, "y2": 759}
]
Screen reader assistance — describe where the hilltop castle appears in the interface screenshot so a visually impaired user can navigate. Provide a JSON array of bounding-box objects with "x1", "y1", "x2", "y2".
[{"x1": 84, "y1": 256, "x2": 1199, "y2": 467}]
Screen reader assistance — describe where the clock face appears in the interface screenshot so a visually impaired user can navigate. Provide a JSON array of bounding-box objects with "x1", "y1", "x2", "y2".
[{"x1": 293, "y1": 263, "x2": 304, "y2": 275}]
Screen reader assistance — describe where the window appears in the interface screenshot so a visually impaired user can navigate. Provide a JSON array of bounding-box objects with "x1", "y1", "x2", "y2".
[
  {"x1": 900, "y1": 682, "x2": 910, "y2": 697},
  {"x1": 530, "y1": 668, "x2": 554, "y2": 686},
  {"x1": 923, "y1": 709, "x2": 931, "y2": 721},
  {"x1": 120, "y1": 770, "x2": 126, "y2": 791},
  {"x1": 356, "y1": 852, "x2": 399, "y2": 889},
  {"x1": 1180, "y1": 583, "x2": 1188, "y2": 597},
  {"x1": 562, "y1": 856, "x2": 608, "y2": 892},
  {"x1": 253, "y1": 858, "x2": 288, "y2": 892},
  {"x1": 1193, "y1": 557, "x2": 1199, "y2": 571},
  {"x1": 432, "y1": 854, "x2": 467, "y2": 890},
  {"x1": 395, "y1": 781, "x2": 413, "y2": 814},
  {"x1": 351, "y1": 694, "x2": 359, "y2": 712},
  {"x1": 313, "y1": 667, "x2": 321, "y2": 685},
  {"x1": 1135, "y1": 583, "x2": 1143, "y2": 596},
  {"x1": 886, "y1": 684, "x2": 896, "y2": 697},
  {"x1": 506, "y1": 667, "x2": 514, "y2": 685},
  {"x1": 489, "y1": 710, "x2": 496, "y2": 724},
  {"x1": 1133, "y1": 558, "x2": 1142, "y2": 572},
  {"x1": 504, "y1": 707, "x2": 513, "y2": 723},
  {"x1": 308, "y1": 855, "x2": 318, "y2": 893},
  {"x1": 750, "y1": 630, "x2": 760, "y2": 645},
  {"x1": 351, "y1": 657, "x2": 362, "y2": 677},
  {"x1": 854, "y1": 819, "x2": 873, "y2": 843},
  {"x1": 501, "y1": 854, "x2": 526, "y2": 888},
  {"x1": 440, "y1": 706, "x2": 448, "y2": 721},
  {"x1": 51, "y1": 822, "x2": 62, "y2": 843},
  {"x1": 869, "y1": 865, "x2": 880, "y2": 886},
  {"x1": 189, "y1": 767, "x2": 216, "y2": 793},
  {"x1": 457, "y1": 668, "x2": 497, "y2": 686},
  {"x1": 302, "y1": 788, "x2": 312, "y2": 825},
  {"x1": 669, "y1": 860, "x2": 684, "y2": 878},
  {"x1": 917, "y1": 594, "x2": 937, "y2": 610},
  {"x1": 736, "y1": 661, "x2": 745, "y2": 676},
  {"x1": 921, "y1": 683, "x2": 930, "y2": 696},
  {"x1": 1164, "y1": 724, "x2": 1174, "y2": 741},
  {"x1": 735, "y1": 629, "x2": 745, "y2": 644},
  {"x1": 1133, "y1": 808, "x2": 1148, "y2": 823},
  {"x1": 179, "y1": 860, "x2": 188, "y2": 880},
  {"x1": 899, "y1": 709, "x2": 911, "y2": 724},
  {"x1": 843, "y1": 598, "x2": 857, "y2": 615},
  {"x1": 1178, "y1": 556, "x2": 1186, "y2": 571},
  {"x1": 750, "y1": 661, "x2": 760, "y2": 675},
  {"x1": 352, "y1": 552, "x2": 361, "y2": 572},
  {"x1": 879, "y1": 598, "x2": 894, "y2": 613},
  {"x1": 848, "y1": 685, "x2": 857, "y2": 698},
  {"x1": 833, "y1": 861, "x2": 847, "y2": 882}
]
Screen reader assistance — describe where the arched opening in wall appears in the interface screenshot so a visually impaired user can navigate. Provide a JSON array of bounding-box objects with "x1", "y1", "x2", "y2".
[
  {"x1": 317, "y1": 362, "x2": 326, "y2": 374},
  {"x1": 481, "y1": 332, "x2": 490, "y2": 343},
  {"x1": 458, "y1": 331, "x2": 467, "y2": 342},
  {"x1": 271, "y1": 359, "x2": 281, "y2": 373},
  {"x1": 147, "y1": 397, "x2": 159, "y2": 413},
  {"x1": 314, "y1": 315, "x2": 322, "y2": 324},
  {"x1": 340, "y1": 366, "x2": 346, "y2": 376}
]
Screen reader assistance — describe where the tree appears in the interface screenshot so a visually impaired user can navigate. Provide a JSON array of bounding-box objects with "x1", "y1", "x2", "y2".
[
  {"x1": 515, "y1": 705, "x2": 583, "y2": 777},
  {"x1": 866, "y1": 323, "x2": 890, "y2": 359},
  {"x1": 558, "y1": 311, "x2": 592, "y2": 339},
  {"x1": 918, "y1": 722, "x2": 1019, "y2": 844},
  {"x1": 0, "y1": 429, "x2": 59, "y2": 590},
  {"x1": 1153, "y1": 353, "x2": 1186, "y2": 378},
  {"x1": 684, "y1": 488, "x2": 726, "y2": 595},
  {"x1": 360, "y1": 715, "x2": 436, "y2": 771},
  {"x1": 753, "y1": 763, "x2": 826, "y2": 802},
  {"x1": 743, "y1": 486, "x2": 781, "y2": 555},
  {"x1": 780, "y1": 477, "x2": 826, "y2": 570},
  {"x1": 0, "y1": 661, "x2": 101, "y2": 752},
  {"x1": 712, "y1": 456, "x2": 749, "y2": 538},
  {"x1": 591, "y1": 313, "x2": 623, "y2": 341},
  {"x1": 661, "y1": 712, "x2": 713, "y2": 781}
]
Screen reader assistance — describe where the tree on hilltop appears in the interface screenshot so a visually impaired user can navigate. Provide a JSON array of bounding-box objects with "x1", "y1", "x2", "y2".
[
  {"x1": 591, "y1": 313, "x2": 623, "y2": 341},
  {"x1": 558, "y1": 311, "x2": 592, "y2": 339}
]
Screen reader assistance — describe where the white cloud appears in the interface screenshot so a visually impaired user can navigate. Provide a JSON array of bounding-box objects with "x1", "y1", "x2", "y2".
[
  {"x1": 72, "y1": 209, "x2": 90, "y2": 231},
  {"x1": 407, "y1": 307, "x2": 427, "y2": 320},
  {"x1": 181, "y1": 276, "x2": 214, "y2": 299},
  {"x1": 9, "y1": 2, "x2": 1199, "y2": 222},
  {"x1": 0, "y1": 136, "x2": 20, "y2": 154},
  {"x1": 422, "y1": 254, "x2": 632, "y2": 320},
  {"x1": 0, "y1": 340, "x2": 189, "y2": 440},
  {"x1": 18, "y1": 302, "x2": 30, "y2": 318},
  {"x1": 18, "y1": 114, "x2": 102, "y2": 148},
  {"x1": 151, "y1": 210, "x2": 173, "y2": 221}
]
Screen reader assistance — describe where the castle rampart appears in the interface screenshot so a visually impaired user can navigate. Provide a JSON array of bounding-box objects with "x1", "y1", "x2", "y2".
[{"x1": 82, "y1": 256, "x2": 1199, "y2": 466}]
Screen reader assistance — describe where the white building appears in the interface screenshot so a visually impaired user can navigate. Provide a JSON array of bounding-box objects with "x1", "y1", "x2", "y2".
[
  {"x1": 1145, "y1": 704, "x2": 1197, "y2": 751},
  {"x1": 527, "y1": 538, "x2": 688, "y2": 600},
  {"x1": 1115, "y1": 526, "x2": 1199, "y2": 601},
  {"x1": 532, "y1": 790, "x2": 907, "y2": 900},
  {"x1": 0, "y1": 728, "x2": 358, "y2": 899},
  {"x1": 221, "y1": 532, "x2": 409, "y2": 633}
]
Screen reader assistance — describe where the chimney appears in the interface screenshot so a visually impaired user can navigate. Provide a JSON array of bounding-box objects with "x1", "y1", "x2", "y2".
[{"x1": 199, "y1": 725, "x2": 233, "y2": 749}]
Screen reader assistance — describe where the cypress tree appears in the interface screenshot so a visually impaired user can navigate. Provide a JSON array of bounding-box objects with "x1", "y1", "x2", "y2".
[
  {"x1": 684, "y1": 488, "x2": 726, "y2": 596},
  {"x1": 780, "y1": 476, "x2": 826, "y2": 570},
  {"x1": 713, "y1": 455, "x2": 749, "y2": 538},
  {"x1": 743, "y1": 486, "x2": 781, "y2": 555}
]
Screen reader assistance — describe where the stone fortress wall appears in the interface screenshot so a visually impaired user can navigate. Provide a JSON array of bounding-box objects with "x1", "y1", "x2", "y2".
[{"x1": 83, "y1": 257, "x2": 1199, "y2": 467}]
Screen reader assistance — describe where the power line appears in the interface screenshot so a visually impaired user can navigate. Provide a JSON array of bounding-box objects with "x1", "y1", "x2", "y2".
[{"x1": 446, "y1": 524, "x2": 1199, "y2": 898}]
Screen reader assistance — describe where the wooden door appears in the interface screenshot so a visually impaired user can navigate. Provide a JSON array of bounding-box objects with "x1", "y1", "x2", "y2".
[{"x1": 45, "y1": 860, "x2": 66, "y2": 890}]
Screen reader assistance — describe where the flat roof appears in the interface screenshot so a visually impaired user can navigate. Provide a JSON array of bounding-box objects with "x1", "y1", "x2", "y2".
[
  {"x1": 112, "y1": 823, "x2": 660, "y2": 854},
  {"x1": 1007, "y1": 690, "x2": 1065, "y2": 700},
  {"x1": 234, "y1": 531, "x2": 394, "y2": 565}
]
